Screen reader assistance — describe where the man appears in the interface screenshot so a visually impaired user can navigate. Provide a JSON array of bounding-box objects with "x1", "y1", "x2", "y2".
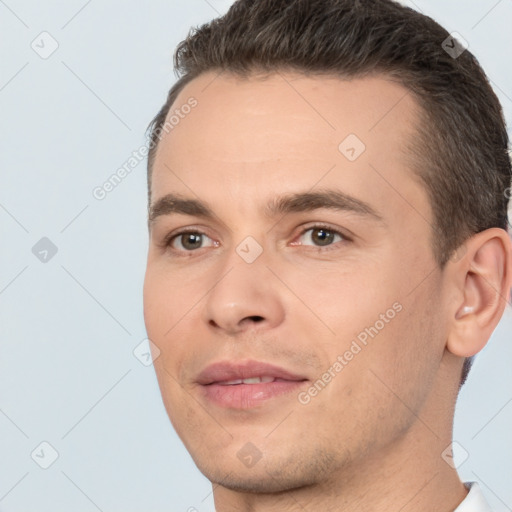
[{"x1": 142, "y1": 0, "x2": 511, "y2": 510}]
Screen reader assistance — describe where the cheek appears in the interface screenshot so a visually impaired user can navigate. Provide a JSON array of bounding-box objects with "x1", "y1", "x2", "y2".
[
  {"x1": 143, "y1": 270, "x2": 191, "y2": 418},
  {"x1": 290, "y1": 257, "x2": 438, "y2": 392},
  {"x1": 143, "y1": 264, "x2": 207, "y2": 378},
  {"x1": 288, "y1": 262, "x2": 398, "y2": 342},
  {"x1": 354, "y1": 275, "x2": 444, "y2": 415},
  {"x1": 142, "y1": 270, "x2": 167, "y2": 339},
  {"x1": 143, "y1": 263, "x2": 194, "y2": 338}
]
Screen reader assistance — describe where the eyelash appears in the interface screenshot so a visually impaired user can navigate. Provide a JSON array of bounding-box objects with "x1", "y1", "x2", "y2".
[{"x1": 162, "y1": 223, "x2": 351, "y2": 255}]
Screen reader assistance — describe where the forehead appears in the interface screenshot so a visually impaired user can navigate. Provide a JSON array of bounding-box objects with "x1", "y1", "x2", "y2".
[{"x1": 151, "y1": 71, "x2": 430, "y2": 227}]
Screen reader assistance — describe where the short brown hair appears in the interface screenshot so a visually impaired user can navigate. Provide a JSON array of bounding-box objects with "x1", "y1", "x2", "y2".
[{"x1": 147, "y1": 0, "x2": 511, "y2": 385}]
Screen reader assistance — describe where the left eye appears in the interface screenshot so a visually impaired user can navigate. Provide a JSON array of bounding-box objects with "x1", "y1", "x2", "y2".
[
  {"x1": 297, "y1": 227, "x2": 345, "y2": 247},
  {"x1": 168, "y1": 232, "x2": 215, "y2": 251}
]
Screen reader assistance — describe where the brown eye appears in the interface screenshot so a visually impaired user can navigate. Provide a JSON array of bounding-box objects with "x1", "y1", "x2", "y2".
[
  {"x1": 179, "y1": 233, "x2": 203, "y2": 250},
  {"x1": 168, "y1": 231, "x2": 214, "y2": 251},
  {"x1": 299, "y1": 227, "x2": 344, "y2": 247},
  {"x1": 311, "y1": 228, "x2": 336, "y2": 246}
]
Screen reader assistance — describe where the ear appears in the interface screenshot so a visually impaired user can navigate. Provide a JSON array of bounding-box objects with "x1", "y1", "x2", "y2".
[{"x1": 446, "y1": 228, "x2": 512, "y2": 358}]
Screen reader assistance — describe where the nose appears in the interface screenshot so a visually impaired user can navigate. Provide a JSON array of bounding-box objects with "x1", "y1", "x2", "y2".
[{"x1": 201, "y1": 251, "x2": 286, "y2": 336}]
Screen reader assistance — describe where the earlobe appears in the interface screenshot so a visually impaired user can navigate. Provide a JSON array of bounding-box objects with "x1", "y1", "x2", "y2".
[{"x1": 446, "y1": 228, "x2": 512, "y2": 358}]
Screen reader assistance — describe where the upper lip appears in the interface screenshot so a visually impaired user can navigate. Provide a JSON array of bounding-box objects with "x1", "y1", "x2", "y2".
[{"x1": 196, "y1": 360, "x2": 308, "y2": 385}]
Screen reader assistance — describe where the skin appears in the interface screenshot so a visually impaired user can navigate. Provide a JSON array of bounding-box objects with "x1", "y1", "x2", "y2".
[{"x1": 143, "y1": 71, "x2": 512, "y2": 511}]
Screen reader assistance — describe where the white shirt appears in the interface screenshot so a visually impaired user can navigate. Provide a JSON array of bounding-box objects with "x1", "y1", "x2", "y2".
[{"x1": 454, "y1": 482, "x2": 492, "y2": 511}]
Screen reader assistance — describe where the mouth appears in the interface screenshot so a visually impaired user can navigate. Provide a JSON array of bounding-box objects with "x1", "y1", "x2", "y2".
[{"x1": 196, "y1": 360, "x2": 309, "y2": 409}]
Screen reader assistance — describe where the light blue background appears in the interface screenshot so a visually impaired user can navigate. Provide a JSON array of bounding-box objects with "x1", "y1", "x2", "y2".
[{"x1": 0, "y1": 1, "x2": 511, "y2": 511}]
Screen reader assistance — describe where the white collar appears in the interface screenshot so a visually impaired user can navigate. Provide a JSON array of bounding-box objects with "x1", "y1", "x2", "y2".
[{"x1": 454, "y1": 482, "x2": 493, "y2": 511}]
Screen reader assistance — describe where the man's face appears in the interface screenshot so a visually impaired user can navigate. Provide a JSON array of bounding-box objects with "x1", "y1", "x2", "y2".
[{"x1": 143, "y1": 71, "x2": 449, "y2": 491}]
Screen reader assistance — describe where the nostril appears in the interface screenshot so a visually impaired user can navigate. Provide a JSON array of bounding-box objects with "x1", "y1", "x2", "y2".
[{"x1": 248, "y1": 316, "x2": 264, "y2": 322}]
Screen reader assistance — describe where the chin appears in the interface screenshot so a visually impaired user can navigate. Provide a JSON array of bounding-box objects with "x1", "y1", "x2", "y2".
[
  {"x1": 200, "y1": 465, "x2": 316, "y2": 494},
  {"x1": 191, "y1": 445, "x2": 338, "y2": 494}
]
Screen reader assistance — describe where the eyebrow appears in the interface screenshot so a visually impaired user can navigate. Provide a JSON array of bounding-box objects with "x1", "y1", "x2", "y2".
[{"x1": 148, "y1": 190, "x2": 384, "y2": 226}]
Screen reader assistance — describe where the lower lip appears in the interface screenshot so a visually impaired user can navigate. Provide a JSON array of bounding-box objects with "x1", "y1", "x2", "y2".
[{"x1": 200, "y1": 380, "x2": 307, "y2": 409}]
